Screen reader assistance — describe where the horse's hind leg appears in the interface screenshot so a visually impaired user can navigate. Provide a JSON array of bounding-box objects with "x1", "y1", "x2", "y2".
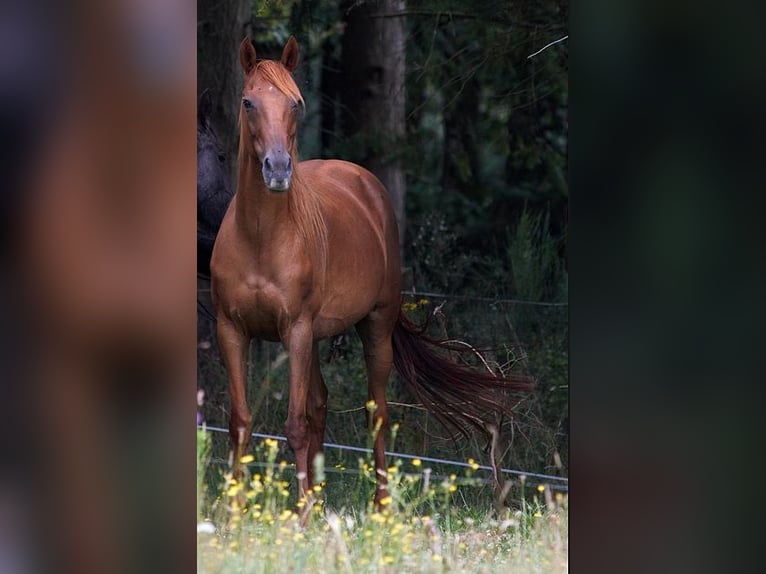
[
  {"x1": 217, "y1": 318, "x2": 252, "y2": 479},
  {"x1": 306, "y1": 343, "x2": 328, "y2": 489},
  {"x1": 356, "y1": 309, "x2": 396, "y2": 507}
]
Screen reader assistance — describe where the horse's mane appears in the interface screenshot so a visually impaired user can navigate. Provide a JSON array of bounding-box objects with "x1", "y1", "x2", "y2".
[
  {"x1": 289, "y1": 169, "x2": 328, "y2": 279},
  {"x1": 255, "y1": 60, "x2": 305, "y2": 111},
  {"x1": 251, "y1": 59, "x2": 327, "y2": 279}
]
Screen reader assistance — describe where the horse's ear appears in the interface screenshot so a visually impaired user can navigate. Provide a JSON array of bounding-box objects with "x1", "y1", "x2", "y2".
[
  {"x1": 281, "y1": 36, "x2": 299, "y2": 72},
  {"x1": 240, "y1": 37, "x2": 257, "y2": 74}
]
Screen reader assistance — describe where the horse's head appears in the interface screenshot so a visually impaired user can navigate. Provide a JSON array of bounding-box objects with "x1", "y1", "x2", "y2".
[{"x1": 239, "y1": 36, "x2": 304, "y2": 192}]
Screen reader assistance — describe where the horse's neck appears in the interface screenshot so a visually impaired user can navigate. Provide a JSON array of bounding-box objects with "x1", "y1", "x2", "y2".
[{"x1": 235, "y1": 156, "x2": 292, "y2": 241}]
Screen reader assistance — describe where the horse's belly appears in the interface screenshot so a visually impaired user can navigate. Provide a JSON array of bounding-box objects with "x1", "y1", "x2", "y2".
[
  {"x1": 312, "y1": 312, "x2": 364, "y2": 339},
  {"x1": 313, "y1": 286, "x2": 387, "y2": 338},
  {"x1": 244, "y1": 312, "x2": 282, "y2": 342}
]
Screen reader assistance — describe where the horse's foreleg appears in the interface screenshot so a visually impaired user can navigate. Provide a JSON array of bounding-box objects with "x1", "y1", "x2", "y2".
[
  {"x1": 283, "y1": 320, "x2": 314, "y2": 506},
  {"x1": 356, "y1": 313, "x2": 395, "y2": 508},
  {"x1": 306, "y1": 343, "x2": 328, "y2": 488},
  {"x1": 217, "y1": 318, "x2": 251, "y2": 480}
]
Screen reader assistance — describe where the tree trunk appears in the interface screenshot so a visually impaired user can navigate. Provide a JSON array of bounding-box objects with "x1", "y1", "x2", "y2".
[
  {"x1": 197, "y1": 0, "x2": 251, "y2": 186},
  {"x1": 340, "y1": 0, "x2": 407, "y2": 248}
]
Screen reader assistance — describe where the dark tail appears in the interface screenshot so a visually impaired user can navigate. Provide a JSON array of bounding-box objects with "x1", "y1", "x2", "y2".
[{"x1": 392, "y1": 312, "x2": 534, "y2": 439}]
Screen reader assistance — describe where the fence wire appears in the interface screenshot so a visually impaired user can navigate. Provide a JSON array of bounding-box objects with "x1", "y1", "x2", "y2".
[{"x1": 198, "y1": 424, "x2": 568, "y2": 492}]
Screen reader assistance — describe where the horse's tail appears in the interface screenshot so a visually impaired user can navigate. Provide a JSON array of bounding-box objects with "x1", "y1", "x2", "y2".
[{"x1": 392, "y1": 312, "x2": 534, "y2": 439}]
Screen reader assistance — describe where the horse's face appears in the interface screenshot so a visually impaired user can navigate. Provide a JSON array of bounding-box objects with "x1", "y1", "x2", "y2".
[
  {"x1": 241, "y1": 75, "x2": 299, "y2": 191},
  {"x1": 239, "y1": 37, "x2": 302, "y2": 192}
]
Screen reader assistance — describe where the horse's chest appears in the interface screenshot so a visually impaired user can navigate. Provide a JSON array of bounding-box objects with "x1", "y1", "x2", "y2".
[{"x1": 224, "y1": 274, "x2": 292, "y2": 341}]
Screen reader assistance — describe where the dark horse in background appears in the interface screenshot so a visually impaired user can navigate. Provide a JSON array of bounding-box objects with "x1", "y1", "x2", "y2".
[
  {"x1": 211, "y1": 36, "x2": 534, "y2": 518},
  {"x1": 198, "y1": 94, "x2": 235, "y2": 280},
  {"x1": 197, "y1": 94, "x2": 234, "y2": 426}
]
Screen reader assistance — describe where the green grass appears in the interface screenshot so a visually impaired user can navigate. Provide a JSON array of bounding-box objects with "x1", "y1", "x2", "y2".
[{"x1": 197, "y1": 431, "x2": 568, "y2": 573}]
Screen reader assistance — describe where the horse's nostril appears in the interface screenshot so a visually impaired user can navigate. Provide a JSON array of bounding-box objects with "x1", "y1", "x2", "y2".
[
  {"x1": 286, "y1": 157, "x2": 292, "y2": 169},
  {"x1": 264, "y1": 157, "x2": 272, "y2": 170}
]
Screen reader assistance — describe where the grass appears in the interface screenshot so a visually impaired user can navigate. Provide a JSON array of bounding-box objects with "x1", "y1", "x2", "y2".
[{"x1": 197, "y1": 431, "x2": 568, "y2": 573}]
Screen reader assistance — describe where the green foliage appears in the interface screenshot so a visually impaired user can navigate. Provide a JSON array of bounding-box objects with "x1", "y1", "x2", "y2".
[
  {"x1": 409, "y1": 213, "x2": 473, "y2": 294},
  {"x1": 198, "y1": 428, "x2": 211, "y2": 523},
  {"x1": 507, "y1": 209, "x2": 567, "y2": 304},
  {"x1": 400, "y1": 0, "x2": 568, "y2": 261}
]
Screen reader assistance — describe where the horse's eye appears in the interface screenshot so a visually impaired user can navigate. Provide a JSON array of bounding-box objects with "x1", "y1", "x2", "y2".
[{"x1": 242, "y1": 98, "x2": 253, "y2": 110}]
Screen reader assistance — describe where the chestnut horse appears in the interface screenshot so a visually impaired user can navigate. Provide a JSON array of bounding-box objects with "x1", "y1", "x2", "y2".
[{"x1": 211, "y1": 36, "x2": 532, "y2": 510}]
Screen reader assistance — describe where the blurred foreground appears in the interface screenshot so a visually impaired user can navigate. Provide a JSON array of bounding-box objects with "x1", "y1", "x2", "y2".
[{"x1": 0, "y1": 1, "x2": 195, "y2": 572}]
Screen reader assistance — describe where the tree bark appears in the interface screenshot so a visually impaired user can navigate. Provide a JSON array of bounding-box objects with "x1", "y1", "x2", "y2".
[
  {"x1": 340, "y1": 0, "x2": 407, "y2": 248},
  {"x1": 197, "y1": 0, "x2": 251, "y2": 186}
]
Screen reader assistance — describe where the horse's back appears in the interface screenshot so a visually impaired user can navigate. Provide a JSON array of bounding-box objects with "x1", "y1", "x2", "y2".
[{"x1": 299, "y1": 159, "x2": 397, "y2": 241}]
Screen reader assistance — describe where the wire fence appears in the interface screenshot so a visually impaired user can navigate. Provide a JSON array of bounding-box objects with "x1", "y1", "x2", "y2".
[{"x1": 198, "y1": 424, "x2": 568, "y2": 493}]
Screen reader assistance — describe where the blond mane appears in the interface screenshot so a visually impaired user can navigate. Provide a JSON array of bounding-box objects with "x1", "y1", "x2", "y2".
[
  {"x1": 255, "y1": 60, "x2": 305, "y2": 110},
  {"x1": 253, "y1": 59, "x2": 327, "y2": 279}
]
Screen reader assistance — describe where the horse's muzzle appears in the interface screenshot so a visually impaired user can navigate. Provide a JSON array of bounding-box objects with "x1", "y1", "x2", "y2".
[{"x1": 262, "y1": 152, "x2": 292, "y2": 191}]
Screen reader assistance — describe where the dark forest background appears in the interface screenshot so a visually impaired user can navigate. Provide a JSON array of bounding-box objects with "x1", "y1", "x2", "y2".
[{"x1": 197, "y1": 0, "x2": 568, "y2": 480}]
